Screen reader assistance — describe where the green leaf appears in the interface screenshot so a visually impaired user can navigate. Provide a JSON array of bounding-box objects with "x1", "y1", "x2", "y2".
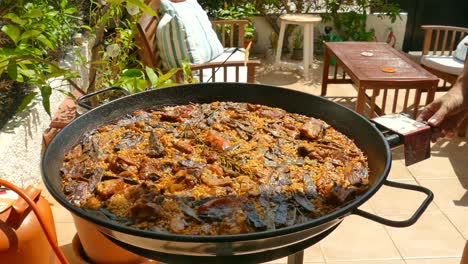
[
  {"x1": 57, "y1": 89, "x2": 76, "y2": 100},
  {"x1": 40, "y1": 85, "x2": 52, "y2": 116},
  {"x1": 36, "y1": 34, "x2": 54, "y2": 49},
  {"x1": 145, "y1": 66, "x2": 158, "y2": 87},
  {"x1": 27, "y1": 9, "x2": 43, "y2": 18},
  {"x1": 4, "y1": 13, "x2": 27, "y2": 26},
  {"x1": 17, "y1": 92, "x2": 38, "y2": 113},
  {"x1": 1, "y1": 24, "x2": 20, "y2": 44},
  {"x1": 20, "y1": 30, "x2": 42, "y2": 40},
  {"x1": 7, "y1": 61, "x2": 17, "y2": 80},
  {"x1": 60, "y1": 0, "x2": 67, "y2": 9},
  {"x1": 121, "y1": 68, "x2": 144, "y2": 78},
  {"x1": 126, "y1": 0, "x2": 157, "y2": 16},
  {"x1": 65, "y1": 8, "x2": 77, "y2": 14}
]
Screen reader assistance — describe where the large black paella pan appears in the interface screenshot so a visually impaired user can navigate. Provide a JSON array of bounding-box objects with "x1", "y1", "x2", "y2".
[{"x1": 42, "y1": 83, "x2": 432, "y2": 263}]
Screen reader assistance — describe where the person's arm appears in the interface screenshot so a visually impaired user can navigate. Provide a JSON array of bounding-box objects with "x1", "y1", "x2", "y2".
[{"x1": 417, "y1": 66, "x2": 468, "y2": 140}]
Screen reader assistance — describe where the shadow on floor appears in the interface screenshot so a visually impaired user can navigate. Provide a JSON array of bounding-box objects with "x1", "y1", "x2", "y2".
[
  {"x1": 256, "y1": 69, "x2": 302, "y2": 86},
  {"x1": 431, "y1": 138, "x2": 468, "y2": 207}
]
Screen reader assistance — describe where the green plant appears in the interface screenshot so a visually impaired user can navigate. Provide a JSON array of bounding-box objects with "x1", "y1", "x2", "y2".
[
  {"x1": 201, "y1": 1, "x2": 256, "y2": 42},
  {"x1": 319, "y1": 0, "x2": 401, "y2": 41},
  {"x1": 293, "y1": 27, "x2": 304, "y2": 49},
  {"x1": 0, "y1": 0, "x2": 78, "y2": 115}
]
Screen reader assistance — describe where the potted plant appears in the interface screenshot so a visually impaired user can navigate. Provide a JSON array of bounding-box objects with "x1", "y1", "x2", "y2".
[{"x1": 291, "y1": 27, "x2": 304, "y2": 60}]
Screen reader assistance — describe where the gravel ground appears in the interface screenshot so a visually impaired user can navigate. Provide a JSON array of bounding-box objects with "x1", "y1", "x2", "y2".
[{"x1": 0, "y1": 78, "x2": 66, "y2": 188}]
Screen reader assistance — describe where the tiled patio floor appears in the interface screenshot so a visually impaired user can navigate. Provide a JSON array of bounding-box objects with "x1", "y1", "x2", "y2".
[{"x1": 43, "y1": 60, "x2": 468, "y2": 263}]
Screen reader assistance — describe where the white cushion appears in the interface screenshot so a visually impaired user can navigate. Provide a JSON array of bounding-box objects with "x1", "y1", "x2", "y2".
[
  {"x1": 157, "y1": 0, "x2": 224, "y2": 70},
  {"x1": 196, "y1": 48, "x2": 249, "y2": 83},
  {"x1": 454, "y1": 35, "x2": 468, "y2": 62},
  {"x1": 420, "y1": 55, "x2": 464, "y2": 76}
]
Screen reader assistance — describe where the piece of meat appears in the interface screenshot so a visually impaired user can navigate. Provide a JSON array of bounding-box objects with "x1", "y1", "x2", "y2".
[
  {"x1": 174, "y1": 139, "x2": 193, "y2": 154},
  {"x1": 205, "y1": 131, "x2": 232, "y2": 152},
  {"x1": 96, "y1": 179, "x2": 127, "y2": 199},
  {"x1": 148, "y1": 131, "x2": 166, "y2": 157},
  {"x1": 299, "y1": 119, "x2": 326, "y2": 140},
  {"x1": 257, "y1": 108, "x2": 285, "y2": 119}
]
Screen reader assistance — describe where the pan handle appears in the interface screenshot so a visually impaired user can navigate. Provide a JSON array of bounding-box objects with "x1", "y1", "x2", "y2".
[
  {"x1": 352, "y1": 180, "x2": 433, "y2": 227},
  {"x1": 77, "y1": 86, "x2": 130, "y2": 110}
]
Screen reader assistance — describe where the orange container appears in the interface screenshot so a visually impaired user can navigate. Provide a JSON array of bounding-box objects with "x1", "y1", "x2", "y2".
[
  {"x1": 72, "y1": 214, "x2": 156, "y2": 264},
  {"x1": 0, "y1": 185, "x2": 59, "y2": 264}
]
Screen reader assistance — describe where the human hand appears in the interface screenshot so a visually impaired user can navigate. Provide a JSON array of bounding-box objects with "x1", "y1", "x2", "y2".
[{"x1": 417, "y1": 88, "x2": 468, "y2": 141}]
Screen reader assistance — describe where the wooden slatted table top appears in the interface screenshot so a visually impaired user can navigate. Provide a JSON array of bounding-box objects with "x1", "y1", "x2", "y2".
[{"x1": 325, "y1": 42, "x2": 438, "y2": 85}]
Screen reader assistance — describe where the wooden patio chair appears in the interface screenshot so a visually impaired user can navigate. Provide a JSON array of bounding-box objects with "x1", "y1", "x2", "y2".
[
  {"x1": 135, "y1": 0, "x2": 260, "y2": 83},
  {"x1": 420, "y1": 25, "x2": 468, "y2": 90},
  {"x1": 420, "y1": 25, "x2": 468, "y2": 136}
]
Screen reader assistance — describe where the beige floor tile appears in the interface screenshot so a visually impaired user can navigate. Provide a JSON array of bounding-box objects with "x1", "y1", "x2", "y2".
[
  {"x1": 418, "y1": 178, "x2": 468, "y2": 211},
  {"x1": 387, "y1": 159, "x2": 417, "y2": 181},
  {"x1": 56, "y1": 222, "x2": 77, "y2": 246},
  {"x1": 51, "y1": 202, "x2": 75, "y2": 223},
  {"x1": 408, "y1": 138, "x2": 468, "y2": 180},
  {"x1": 445, "y1": 209, "x2": 468, "y2": 239},
  {"x1": 303, "y1": 244, "x2": 325, "y2": 262},
  {"x1": 320, "y1": 215, "x2": 401, "y2": 261},
  {"x1": 367, "y1": 178, "x2": 438, "y2": 216},
  {"x1": 385, "y1": 211, "x2": 465, "y2": 258},
  {"x1": 404, "y1": 258, "x2": 461, "y2": 264},
  {"x1": 326, "y1": 260, "x2": 404, "y2": 264}
]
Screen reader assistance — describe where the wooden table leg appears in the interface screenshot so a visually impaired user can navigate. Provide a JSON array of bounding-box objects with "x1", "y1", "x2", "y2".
[
  {"x1": 303, "y1": 24, "x2": 311, "y2": 81},
  {"x1": 321, "y1": 47, "x2": 330, "y2": 96},
  {"x1": 356, "y1": 86, "x2": 367, "y2": 115},
  {"x1": 287, "y1": 250, "x2": 304, "y2": 264},
  {"x1": 425, "y1": 82, "x2": 437, "y2": 105},
  {"x1": 276, "y1": 21, "x2": 286, "y2": 64},
  {"x1": 413, "y1": 87, "x2": 423, "y2": 119}
]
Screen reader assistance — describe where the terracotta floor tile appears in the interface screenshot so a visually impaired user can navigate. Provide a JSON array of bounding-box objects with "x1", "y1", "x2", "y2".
[
  {"x1": 367, "y1": 179, "x2": 438, "y2": 216},
  {"x1": 320, "y1": 215, "x2": 401, "y2": 261},
  {"x1": 404, "y1": 258, "x2": 462, "y2": 264},
  {"x1": 385, "y1": 211, "x2": 465, "y2": 258},
  {"x1": 418, "y1": 178, "x2": 468, "y2": 211}
]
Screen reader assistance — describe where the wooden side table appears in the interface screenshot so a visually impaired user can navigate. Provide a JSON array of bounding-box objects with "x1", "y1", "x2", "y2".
[
  {"x1": 321, "y1": 42, "x2": 439, "y2": 118},
  {"x1": 275, "y1": 14, "x2": 322, "y2": 81}
]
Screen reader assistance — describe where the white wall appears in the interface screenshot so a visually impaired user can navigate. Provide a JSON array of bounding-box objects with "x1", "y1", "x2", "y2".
[{"x1": 251, "y1": 13, "x2": 408, "y2": 55}]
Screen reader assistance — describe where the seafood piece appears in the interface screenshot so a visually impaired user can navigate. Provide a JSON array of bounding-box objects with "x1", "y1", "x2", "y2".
[
  {"x1": 302, "y1": 174, "x2": 318, "y2": 198},
  {"x1": 114, "y1": 132, "x2": 142, "y2": 151},
  {"x1": 99, "y1": 208, "x2": 133, "y2": 224},
  {"x1": 293, "y1": 192, "x2": 315, "y2": 212},
  {"x1": 179, "y1": 203, "x2": 202, "y2": 222},
  {"x1": 274, "y1": 201, "x2": 288, "y2": 227},
  {"x1": 242, "y1": 203, "x2": 266, "y2": 230}
]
